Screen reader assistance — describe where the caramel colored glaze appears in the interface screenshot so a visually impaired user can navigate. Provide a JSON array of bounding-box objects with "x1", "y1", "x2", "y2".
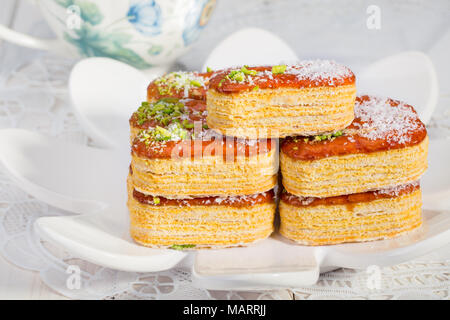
[
  {"x1": 130, "y1": 97, "x2": 274, "y2": 159},
  {"x1": 129, "y1": 99, "x2": 206, "y2": 130},
  {"x1": 147, "y1": 72, "x2": 212, "y2": 101},
  {"x1": 281, "y1": 96, "x2": 427, "y2": 161},
  {"x1": 209, "y1": 66, "x2": 355, "y2": 94},
  {"x1": 132, "y1": 137, "x2": 275, "y2": 159},
  {"x1": 133, "y1": 188, "x2": 275, "y2": 207},
  {"x1": 281, "y1": 183, "x2": 419, "y2": 208}
]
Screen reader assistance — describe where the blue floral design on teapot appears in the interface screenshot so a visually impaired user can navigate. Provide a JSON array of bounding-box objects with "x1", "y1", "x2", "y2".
[
  {"x1": 51, "y1": 0, "x2": 216, "y2": 69},
  {"x1": 127, "y1": 0, "x2": 162, "y2": 36}
]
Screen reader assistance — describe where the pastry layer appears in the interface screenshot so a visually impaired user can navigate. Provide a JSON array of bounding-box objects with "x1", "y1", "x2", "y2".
[
  {"x1": 279, "y1": 186, "x2": 422, "y2": 245},
  {"x1": 206, "y1": 61, "x2": 356, "y2": 139},
  {"x1": 131, "y1": 148, "x2": 278, "y2": 198},
  {"x1": 206, "y1": 85, "x2": 356, "y2": 139},
  {"x1": 128, "y1": 186, "x2": 276, "y2": 248},
  {"x1": 281, "y1": 136, "x2": 428, "y2": 197}
]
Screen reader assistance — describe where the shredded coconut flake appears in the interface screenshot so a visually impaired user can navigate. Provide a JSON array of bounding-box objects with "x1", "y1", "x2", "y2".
[
  {"x1": 213, "y1": 192, "x2": 268, "y2": 205},
  {"x1": 284, "y1": 60, "x2": 352, "y2": 84},
  {"x1": 155, "y1": 71, "x2": 206, "y2": 98},
  {"x1": 285, "y1": 193, "x2": 315, "y2": 205},
  {"x1": 223, "y1": 60, "x2": 352, "y2": 87},
  {"x1": 376, "y1": 181, "x2": 419, "y2": 197},
  {"x1": 354, "y1": 96, "x2": 422, "y2": 144}
]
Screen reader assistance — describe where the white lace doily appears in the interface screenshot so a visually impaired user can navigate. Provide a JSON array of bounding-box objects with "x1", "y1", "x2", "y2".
[{"x1": 0, "y1": 55, "x2": 449, "y2": 300}]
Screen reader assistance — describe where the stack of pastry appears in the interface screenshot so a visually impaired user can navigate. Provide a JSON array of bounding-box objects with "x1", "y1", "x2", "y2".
[
  {"x1": 279, "y1": 95, "x2": 428, "y2": 245},
  {"x1": 207, "y1": 61, "x2": 356, "y2": 138},
  {"x1": 127, "y1": 71, "x2": 278, "y2": 249},
  {"x1": 127, "y1": 60, "x2": 429, "y2": 249},
  {"x1": 205, "y1": 61, "x2": 428, "y2": 246}
]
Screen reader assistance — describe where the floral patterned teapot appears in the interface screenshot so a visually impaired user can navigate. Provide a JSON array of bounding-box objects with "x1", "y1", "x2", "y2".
[{"x1": 0, "y1": 0, "x2": 216, "y2": 69}]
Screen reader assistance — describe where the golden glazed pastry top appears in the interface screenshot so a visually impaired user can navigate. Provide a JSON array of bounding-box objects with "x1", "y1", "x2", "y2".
[
  {"x1": 147, "y1": 71, "x2": 212, "y2": 101},
  {"x1": 282, "y1": 95, "x2": 427, "y2": 161},
  {"x1": 208, "y1": 60, "x2": 355, "y2": 94},
  {"x1": 130, "y1": 98, "x2": 275, "y2": 159},
  {"x1": 281, "y1": 181, "x2": 420, "y2": 208}
]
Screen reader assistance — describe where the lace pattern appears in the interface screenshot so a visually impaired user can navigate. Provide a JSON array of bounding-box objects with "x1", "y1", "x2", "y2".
[{"x1": 293, "y1": 260, "x2": 450, "y2": 299}]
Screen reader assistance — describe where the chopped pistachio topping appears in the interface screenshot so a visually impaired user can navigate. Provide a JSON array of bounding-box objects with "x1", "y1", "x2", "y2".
[
  {"x1": 206, "y1": 66, "x2": 212, "y2": 72},
  {"x1": 161, "y1": 117, "x2": 170, "y2": 126},
  {"x1": 252, "y1": 85, "x2": 259, "y2": 91},
  {"x1": 182, "y1": 119, "x2": 194, "y2": 129},
  {"x1": 310, "y1": 130, "x2": 344, "y2": 142},
  {"x1": 138, "y1": 122, "x2": 189, "y2": 143},
  {"x1": 153, "y1": 197, "x2": 160, "y2": 204},
  {"x1": 153, "y1": 126, "x2": 173, "y2": 141},
  {"x1": 190, "y1": 80, "x2": 202, "y2": 87},
  {"x1": 241, "y1": 65, "x2": 257, "y2": 76},
  {"x1": 154, "y1": 71, "x2": 205, "y2": 96},
  {"x1": 202, "y1": 124, "x2": 209, "y2": 129},
  {"x1": 227, "y1": 70, "x2": 245, "y2": 82},
  {"x1": 168, "y1": 122, "x2": 189, "y2": 140},
  {"x1": 223, "y1": 66, "x2": 258, "y2": 84},
  {"x1": 271, "y1": 64, "x2": 287, "y2": 74},
  {"x1": 135, "y1": 98, "x2": 187, "y2": 126},
  {"x1": 170, "y1": 244, "x2": 196, "y2": 250}
]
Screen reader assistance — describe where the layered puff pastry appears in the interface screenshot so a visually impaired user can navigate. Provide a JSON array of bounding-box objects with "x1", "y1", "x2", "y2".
[
  {"x1": 129, "y1": 72, "x2": 277, "y2": 248},
  {"x1": 206, "y1": 61, "x2": 356, "y2": 139},
  {"x1": 279, "y1": 182, "x2": 422, "y2": 245},
  {"x1": 129, "y1": 97, "x2": 278, "y2": 198},
  {"x1": 128, "y1": 178, "x2": 276, "y2": 248},
  {"x1": 281, "y1": 95, "x2": 428, "y2": 198}
]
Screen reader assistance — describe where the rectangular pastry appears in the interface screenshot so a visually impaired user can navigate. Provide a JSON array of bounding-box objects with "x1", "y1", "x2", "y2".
[
  {"x1": 279, "y1": 182, "x2": 422, "y2": 245},
  {"x1": 206, "y1": 60, "x2": 356, "y2": 138},
  {"x1": 128, "y1": 176, "x2": 276, "y2": 248},
  {"x1": 129, "y1": 97, "x2": 278, "y2": 198},
  {"x1": 127, "y1": 71, "x2": 277, "y2": 248},
  {"x1": 281, "y1": 95, "x2": 428, "y2": 198}
]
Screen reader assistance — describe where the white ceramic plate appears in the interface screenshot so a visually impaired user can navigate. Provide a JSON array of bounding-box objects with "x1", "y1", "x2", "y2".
[
  {"x1": 0, "y1": 28, "x2": 446, "y2": 289},
  {"x1": 357, "y1": 51, "x2": 438, "y2": 124},
  {"x1": 1, "y1": 128, "x2": 449, "y2": 289},
  {"x1": 201, "y1": 28, "x2": 298, "y2": 71},
  {"x1": 69, "y1": 57, "x2": 158, "y2": 149}
]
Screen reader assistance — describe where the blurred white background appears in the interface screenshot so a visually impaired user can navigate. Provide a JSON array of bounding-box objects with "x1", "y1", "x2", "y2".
[{"x1": 179, "y1": 0, "x2": 449, "y2": 71}]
